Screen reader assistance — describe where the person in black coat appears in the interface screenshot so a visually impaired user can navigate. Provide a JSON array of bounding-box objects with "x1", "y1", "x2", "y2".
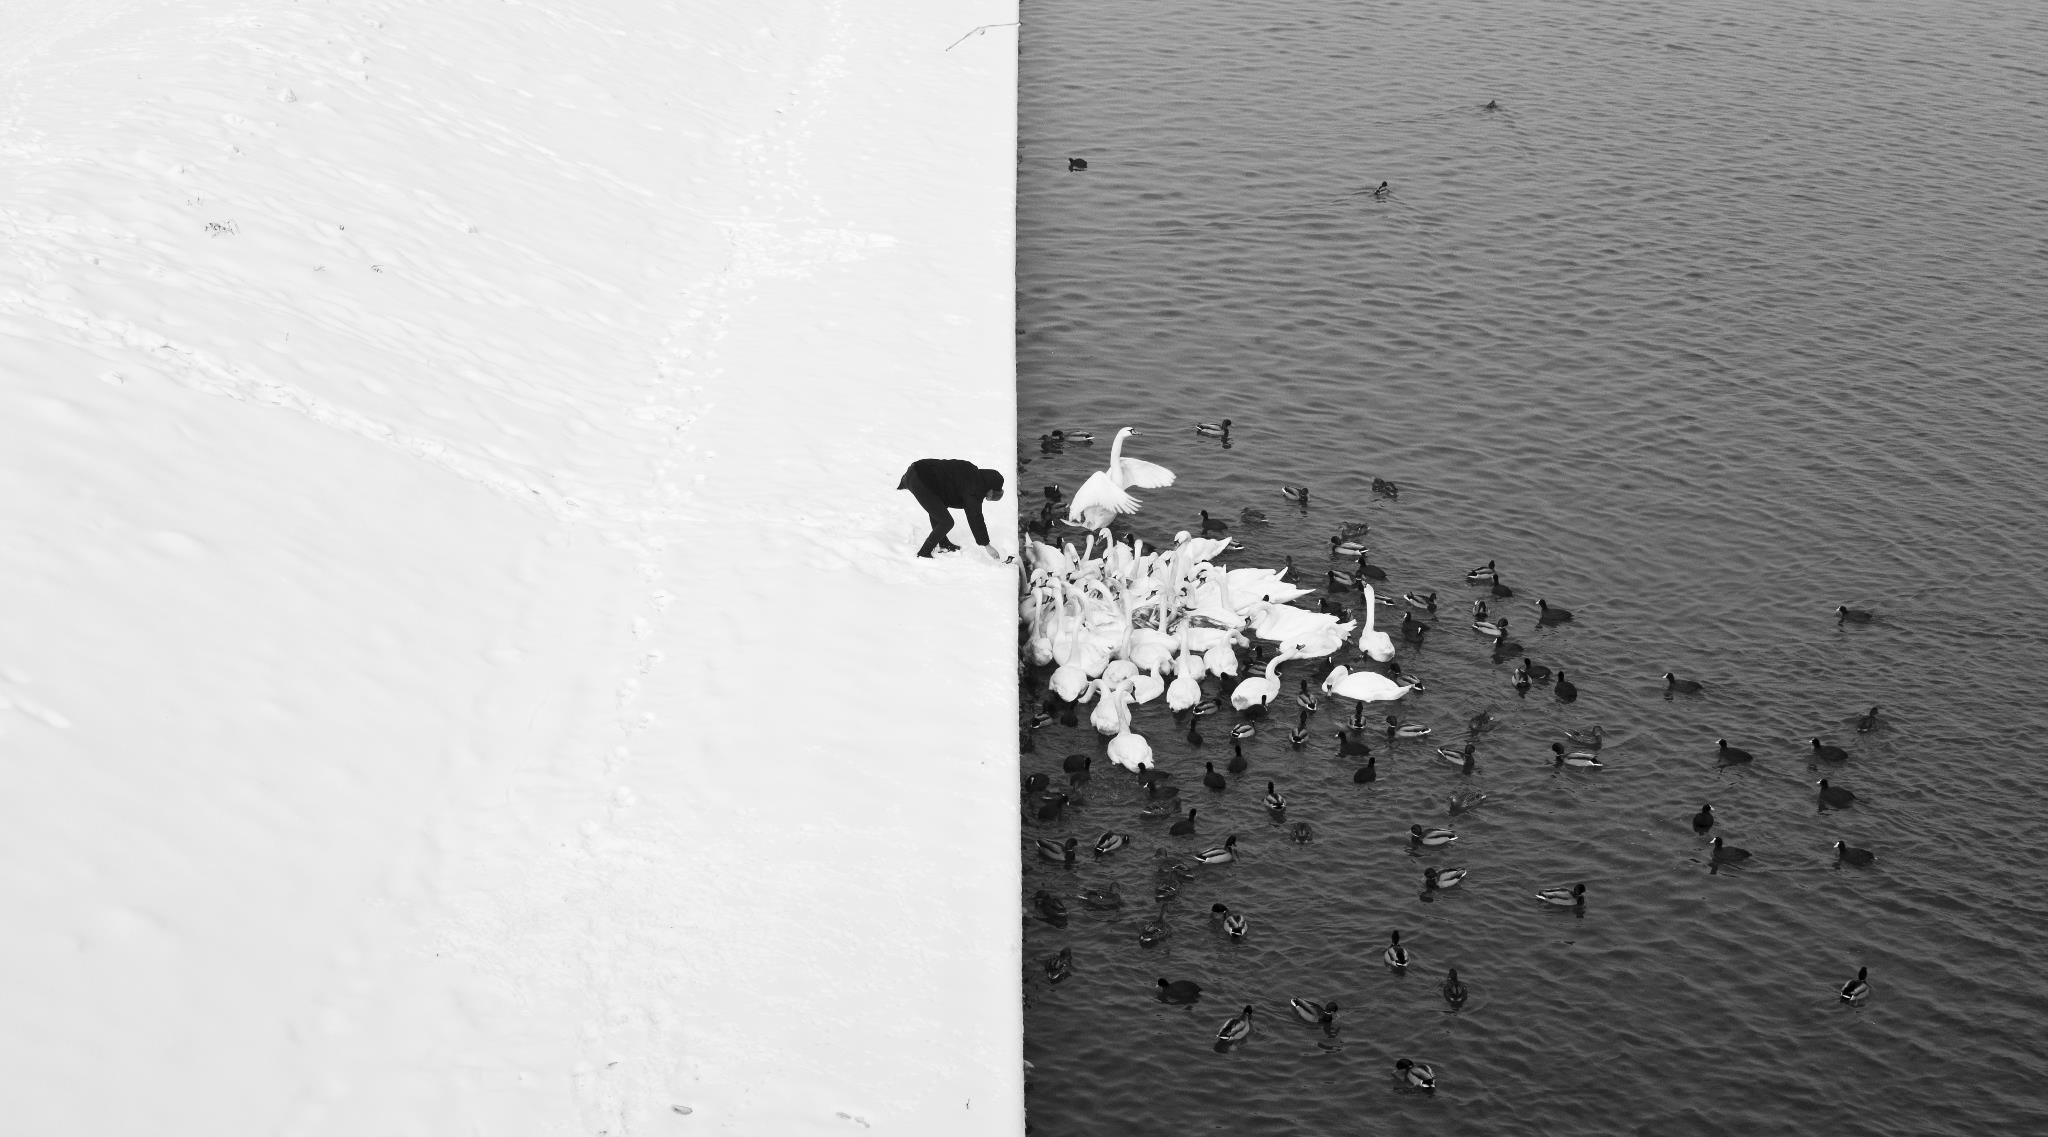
[{"x1": 898, "y1": 459, "x2": 1005, "y2": 558}]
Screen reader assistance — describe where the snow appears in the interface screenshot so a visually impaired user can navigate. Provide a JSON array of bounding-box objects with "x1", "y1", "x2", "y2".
[{"x1": 0, "y1": 1, "x2": 1021, "y2": 1133}]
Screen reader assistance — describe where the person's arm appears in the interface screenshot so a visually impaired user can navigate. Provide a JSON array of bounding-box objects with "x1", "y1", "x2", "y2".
[{"x1": 962, "y1": 498, "x2": 991, "y2": 547}]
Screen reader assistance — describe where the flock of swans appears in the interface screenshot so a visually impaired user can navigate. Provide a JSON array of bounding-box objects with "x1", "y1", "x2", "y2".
[{"x1": 1020, "y1": 423, "x2": 1880, "y2": 1086}]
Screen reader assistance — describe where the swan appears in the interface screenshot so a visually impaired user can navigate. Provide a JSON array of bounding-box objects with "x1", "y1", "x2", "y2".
[
  {"x1": 1329, "y1": 667, "x2": 1415, "y2": 704},
  {"x1": 1230, "y1": 644, "x2": 1301, "y2": 711},
  {"x1": 1088, "y1": 680, "x2": 1131, "y2": 735},
  {"x1": 1165, "y1": 627, "x2": 1205, "y2": 712},
  {"x1": 1128, "y1": 666, "x2": 1165, "y2": 705},
  {"x1": 1358, "y1": 584, "x2": 1395, "y2": 661},
  {"x1": 1066, "y1": 427, "x2": 1176, "y2": 528},
  {"x1": 1105, "y1": 692, "x2": 1153, "y2": 771}
]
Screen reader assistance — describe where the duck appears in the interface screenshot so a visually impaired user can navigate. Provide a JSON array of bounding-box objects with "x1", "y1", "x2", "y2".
[
  {"x1": 1410, "y1": 824, "x2": 1458, "y2": 846},
  {"x1": 1138, "y1": 907, "x2": 1169, "y2": 948},
  {"x1": 1663, "y1": 672, "x2": 1703, "y2": 695},
  {"x1": 1464, "y1": 560, "x2": 1497, "y2": 582},
  {"x1": 1191, "y1": 697, "x2": 1221, "y2": 717},
  {"x1": 1282, "y1": 485, "x2": 1310, "y2": 506},
  {"x1": 1387, "y1": 718, "x2": 1432, "y2": 740},
  {"x1": 1230, "y1": 722, "x2": 1256, "y2": 740},
  {"x1": 1216, "y1": 1005, "x2": 1256, "y2": 1045},
  {"x1": 1524, "y1": 658, "x2": 1554, "y2": 683},
  {"x1": 1441, "y1": 969, "x2": 1467, "y2": 1007},
  {"x1": 1394, "y1": 1058, "x2": 1436, "y2": 1093},
  {"x1": 1094, "y1": 831, "x2": 1131, "y2": 858},
  {"x1": 1856, "y1": 705, "x2": 1883, "y2": 733},
  {"x1": 1295, "y1": 681, "x2": 1319, "y2": 713},
  {"x1": 1692, "y1": 803, "x2": 1715, "y2": 832},
  {"x1": 1536, "y1": 882, "x2": 1587, "y2": 907},
  {"x1": 1066, "y1": 157, "x2": 1089, "y2": 172},
  {"x1": 1199, "y1": 509, "x2": 1229, "y2": 534},
  {"x1": 1157, "y1": 977, "x2": 1203, "y2": 1004},
  {"x1": 1138, "y1": 798, "x2": 1179, "y2": 820},
  {"x1": 1424, "y1": 866, "x2": 1468, "y2": 890},
  {"x1": 1817, "y1": 779, "x2": 1857, "y2": 809},
  {"x1": 1372, "y1": 477, "x2": 1400, "y2": 498},
  {"x1": 1474, "y1": 616, "x2": 1507, "y2": 638},
  {"x1": 1563, "y1": 723, "x2": 1602, "y2": 748},
  {"x1": 1202, "y1": 761, "x2": 1227, "y2": 791},
  {"x1": 1043, "y1": 947, "x2": 1072, "y2": 983},
  {"x1": 1401, "y1": 613, "x2": 1429, "y2": 645},
  {"x1": 1035, "y1": 792, "x2": 1069, "y2": 822},
  {"x1": 1217, "y1": 905, "x2": 1249, "y2": 939},
  {"x1": 1471, "y1": 599, "x2": 1488, "y2": 622},
  {"x1": 1708, "y1": 836, "x2": 1751, "y2": 863},
  {"x1": 1186, "y1": 717, "x2": 1204, "y2": 747},
  {"x1": 1384, "y1": 930, "x2": 1410, "y2": 969},
  {"x1": 1028, "y1": 709, "x2": 1053, "y2": 730},
  {"x1": 1195, "y1": 419, "x2": 1232, "y2": 436},
  {"x1": 1354, "y1": 556, "x2": 1389, "y2": 582},
  {"x1": 1836, "y1": 605, "x2": 1875, "y2": 623},
  {"x1": 1404, "y1": 590, "x2": 1438, "y2": 613},
  {"x1": 1287, "y1": 712, "x2": 1310, "y2": 748},
  {"x1": 1289, "y1": 998, "x2": 1341, "y2": 1033},
  {"x1": 1227, "y1": 737, "x2": 1249, "y2": 773},
  {"x1": 1169, "y1": 807, "x2": 1199, "y2": 836},
  {"x1": 1263, "y1": 780, "x2": 1288, "y2": 811},
  {"x1": 1437, "y1": 742, "x2": 1476, "y2": 771},
  {"x1": 1239, "y1": 506, "x2": 1269, "y2": 525},
  {"x1": 1491, "y1": 633, "x2": 1525, "y2": 663},
  {"x1": 1328, "y1": 567, "x2": 1362, "y2": 591},
  {"x1": 1195, "y1": 835, "x2": 1239, "y2": 864},
  {"x1": 1033, "y1": 889, "x2": 1068, "y2": 924},
  {"x1": 1330, "y1": 535, "x2": 1367, "y2": 558},
  {"x1": 1554, "y1": 670, "x2": 1579, "y2": 703},
  {"x1": 1811, "y1": 737, "x2": 1849, "y2": 762},
  {"x1": 1023, "y1": 771, "x2": 1050, "y2": 794},
  {"x1": 1488, "y1": 574, "x2": 1515, "y2": 599},
  {"x1": 1551, "y1": 743, "x2": 1603, "y2": 768},
  {"x1": 1512, "y1": 668, "x2": 1531, "y2": 697},
  {"x1": 1446, "y1": 790, "x2": 1488, "y2": 816},
  {"x1": 1080, "y1": 883, "x2": 1123, "y2": 910},
  {"x1": 1289, "y1": 821, "x2": 1316, "y2": 844},
  {"x1": 1834, "y1": 840, "x2": 1876, "y2": 866},
  {"x1": 1536, "y1": 599, "x2": 1575, "y2": 625},
  {"x1": 1054, "y1": 429, "x2": 1094, "y2": 443},
  {"x1": 1352, "y1": 755, "x2": 1378, "y2": 783},
  {"x1": 1036, "y1": 836, "x2": 1079, "y2": 863},
  {"x1": 1716, "y1": 738, "x2": 1754, "y2": 765},
  {"x1": 1841, "y1": 966, "x2": 1871, "y2": 1003}
]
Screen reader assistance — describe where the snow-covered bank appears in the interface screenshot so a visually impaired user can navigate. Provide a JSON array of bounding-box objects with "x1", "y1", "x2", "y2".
[{"x1": 1, "y1": 1, "x2": 1020, "y2": 1132}]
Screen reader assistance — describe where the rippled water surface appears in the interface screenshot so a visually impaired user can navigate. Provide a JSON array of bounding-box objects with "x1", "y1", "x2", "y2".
[{"x1": 1015, "y1": 1, "x2": 2048, "y2": 1133}]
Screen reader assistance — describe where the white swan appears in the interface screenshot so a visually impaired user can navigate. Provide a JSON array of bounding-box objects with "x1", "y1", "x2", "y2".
[
  {"x1": 1166, "y1": 625, "x2": 1205, "y2": 712},
  {"x1": 1358, "y1": 583, "x2": 1395, "y2": 662},
  {"x1": 1105, "y1": 689, "x2": 1153, "y2": 771},
  {"x1": 1066, "y1": 427, "x2": 1177, "y2": 528},
  {"x1": 1230, "y1": 645, "x2": 1300, "y2": 711},
  {"x1": 1330, "y1": 667, "x2": 1415, "y2": 704},
  {"x1": 1129, "y1": 666, "x2": 1165, "y2": 705},
  {"x1": 1090, "y1": 680, "x2": 1132, "y2": 735}
]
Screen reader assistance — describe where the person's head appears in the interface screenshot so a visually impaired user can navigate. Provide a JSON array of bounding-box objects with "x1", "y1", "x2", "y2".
[{"x1": 981, "y1": 469, "x2": 1006, "y2": 502}]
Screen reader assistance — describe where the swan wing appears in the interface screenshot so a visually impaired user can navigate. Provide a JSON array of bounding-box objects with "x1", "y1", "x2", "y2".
[
  {"x1": 1068, "y1": 470, "x2": 1141, "y2": 520},
  {"x1": 1115, "y1": 456, "x2": 1178, "y2": 489}
]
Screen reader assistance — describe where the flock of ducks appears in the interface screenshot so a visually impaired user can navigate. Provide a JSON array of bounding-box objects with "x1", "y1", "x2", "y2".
[{"x1": 1021, "y1": 423, "x2": 1881, "y2": 1091}]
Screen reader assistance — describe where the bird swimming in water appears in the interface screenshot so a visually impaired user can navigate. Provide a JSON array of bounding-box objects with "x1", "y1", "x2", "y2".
[
  {"x1": 1834, "y1": 840, "x2": 1875, "y2": 866},
  {"x1": 1535, "y1": 882, "x2": 1587, "y2": 906},
  {"x1": 1372, "y1": 182, "x2": 1392, "y2": 200},
  {"x1": 1811, "y1": 738, "x2": 1849, "y2": 762},
  {"x1": 1384, "y1": 930, "x2": 1410, "y2": 969},
  {"x1": 1465, "y1": 560, "x2": 1497, "y2": 582},
  {"x1": 1033, "y1": 889, "x2": 1067, "y2": 925},
  {"x1": 1352, "y1": 754, "x2": 1378, "y2": 783},
  {"x1": 1263, "y1": 780, "x2": 1288, "y2": 811},
  {"x1": 1424, "y1": 866, "x2": 1467, "y2": 890},
  {"x1": 1067, "y1": 157, "x2": 1088, "y2": 172},
  {"x1": 1199, "y1": 509, "x2": 1229, "y2": 534},
  {"x1": 1287, "y1": 711, "x2": 1310, "y2": 748},
  {"x1": 1216, "y1": 1004, "x2": 1255, "y2": 1046},
  {"x1": 1043, "y1": 947, "x2": 1072, "y2": 983},
  {"x1": 1856, "y1": 706, "x2": 1883, "y2": 732},
  {"x1": 1841, "y1": 966, "x2": 1871, "y2": 1003},
  {"x1": 1513, "y1": 668, "x2": 1530, "y2": 697},
  {"x1": 1036, "y1": 836, "x2": 1078, "y2": 864},
  {"x1": 1817, "y1": 779, "x2": 1857, "y2": 809},
  {"x1": 1554, "y1": 670, "x2": 1579, "y2": 703},
  {"x1": 1537, "y1": 599, "x2": 1574, "y2": 625},
  {"x1": 1410, "y1": 824, "x2": 1457, "y2": 846},
  {"x1": 1488, "y1": 574, "x2": 1514, "y2": 599},
  {"x1": 1692, "y1": 803, "x2": 1715, "y2": 832},
  {"x1": 1663, "y1": 672, "x2": 1703, "y2": 695},
  {"x1": 1169, "y1": 807, "x2": 1198, "y2": 836},
  {"x1": 1196, "y1": 419, "x2": 1232, "y2": 436},
  {"x1": 1552, "y1": 743, "x2": 1603, "y2": 768},
  {"x1": 1203, "y1": 761, "x2": 1227, "y2": 791},
  {"x1": 1330, "y1": 535, "x2": 1367, "y2": 558},
  {"x1": 1372, "y1": 477, "x2": 1399, "y2": 498},
  {"x1": 1195, "y1": 835, "x2": 1239, "y2": 864},
  {"x1": 1522, "y1": 657, "x2": 1552, "y2": 683},
  {"x1": 1157, "y1": 977, "x2": 1202, "y2": 1004},
  {"x1": 1404, "y1": 590, "x2": 1438, "y2": 612},
  {"x1": 1394, "y1": 1058, "x2": 1435, "y2": 1092},
  {"x1": 1708, "y1": 836, "x2": 1751, "y2": 863},
  {"x1": 1441, "y1": 968, "x2": 1467, "y2": 1006},
  {"x1": 1282, "y1": 485, "x2": 1310, "y2": 506},
  {"x1": 1289, "y1": 997, "x2": 1341, "y2": 1033},
  {"x1": 1716, "y1": 738, "x2": 1753, "y2": 765},
  {"x1": 1228, "y1": 737, "x2": 1249, "y2": 773},
  {"x1": 1094, "y1": 831, "x2": 1131, "y2": 858},
  {"x1": 1837, "y1": 605, "x2": 1875, "y2": 624}
]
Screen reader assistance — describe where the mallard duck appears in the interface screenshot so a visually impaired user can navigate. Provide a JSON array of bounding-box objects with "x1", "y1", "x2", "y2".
[
  {"x1": 1464, "y1": 560, "x2": 1497, "y2": 582},
  {"x1": 1295, "y1": 681, "x2": 1319, "y2": 713},
  {"x1": 1153, "y1": 880, "x2": 1180, "y2": 904},
  {"x1": 1841, "y1": 966, "x2": 1871, "y2": 1002},
  {"x1": 1563, "y1": 723, "x2": 1601, "y2": 748},
  {"x1": 1195, "y1": 835, "x2": 1239, "y2": 864},
  {"x1": 1202, "y1": 761, "x2": 1227, "y2": 791},
  {"x1": 1290, "y1": 998, "x2": 1341, "y2": 1032},
  {"x1": 1138, "y1": 907, "x2": 1169, "y2": 948},
  {"x1": 1404, "y1": 590, "x2": 1438, "y2": 612},
  {"x1": 1036, "y1": 836, "x2": 1078, "y2": 863},
  {"x1": 1196, "y1": 419, "x2": 1232, "y2": 436},
  {"x1": 1043, "y1": 947, "x2": 1072, "y2": 983},
  {"x1": 1551, "y1": 743, "x2": 1603, "y2": 768},
  {"x1": 1438, "y1": 743, "x2": 1477, "y2": 774},
  {"x1": 1216, "y1": 1004, "x2": 1255, "y2": 1045},
  {"x1": 1157, "y1": 977, "x2": 1203, "y2": 1004},
  {"x1": 1475, "y1": 616, "x2": 1507, "y2": 638},
  {"x1": 1446, "y1": 790, "x2": 1488, "y2": 816},
  {"x1": 1410, "y1": 824, "x2": 1457, "y2": 846},
  {"x1": 1535, "y1": 882, "x2": 1586, "y2": 906},
  {"x1": 1263, "y1": 781, "x2": 1288, "y2": 811},
  {"x1": 1227, "y1": 737, "x2": 1249, "y2": 774},
  {"x1": 1230, "y1": 722, "x2": 1256, "y2": 740},
  {"x1": 1395, "y1": 1058, "x2": 1436, "y2": 1092},
  {"x1": 1239, "y1": 506, "x2": 1269, "y2": 526},
  {"x1": 1384, "y1": 930, "x2": 1410, "y2": 968},
  {"x1": 1138, "y1": 799, "x2": 1178, "y2": 820},
  {"x1": 1387, "y1": 718, "x2": 1432, "y2": 740},
  {"x1": 1836, "y1": 605, "x2": 1875, "y2": 623},
  {"x1": 1692, "y1": 803, "x2": 1715, "y2": 832},
  {"x1": 1033, "y1": 889, "x2": 1068, "y2": 924},
  {"x1": 1471, "y1": 599, "x2": 1488, "y2": 622},
  {"x1": 1330, "y1": 535, "x2": 1367, "y2": 558},
  {"x1": 1663, "y1": 672, "x2": 1703, "y2": 695},
  {"x1": 1536, "y1": 599, "x2": 1575, "y2": 624},
  {"x1": 1169, "y1": 807, "x2": 1199, "y2": 836},
  {"x1": 1192, "y1": 697, "x2": 1220, "y2": 717},
  {"x1": 1811, "y1": 738, "x2": 1849, "y2": 762},
  {"x1": 1328, "y1": 567, "x2": 1361, "y2": 591},
  {"x1": 1335, "y1": 520, "x2": 1372, "y2": 539},
  {"x1": 1372, "y1": 477, "x2": 1400, "y2": 498},
  {"x1": 1817, "y1": 779, "x2": 1856, "y2": 809},
  {"x1": 1282, "y1": 485, "x2": 1311, "y2": 505},
  {"x1": 1221, "y1": 909, "x2": 1248, "y2": 939},
  {"x1": 1080, "y1": 883, "x2": 1122, "y2": 910},
  {"x1": 1715, "y1": 738, "x2": 1753, "y2": 765},
  {"x1": 1708, "y1": 836, "x2": 1750, "y2": 863},
  {"x1": 1287, "y1": 713, "x2": 1310, "y2": 748},
  {"x1": 1513, "y1": 668, "x2": 1531, "y2": 697},
  {"x1": 1289, "y1": 821, "x2": 1316, "y2": 844},
  {"x1": 1424, "y1": 866, "x2": 1467, "y2": 890},
  {"x1": 1441, "y1": 969, "x2": 1467, "y2": 1007},
  {"x1": 1055, "y1": 429, "x2": 1094, "y2": 443},
  {"x1": 1834, "y1": 840, "x2": 1876, "y2": 866},
  {"x1": 1029, "y1": 710, "x2": 1053, "y2": 730},
  {"x1": 1553, "y1": 670, "x2": 1578, "y2": 703},
  {"x1": 1352, "y1": 755, "x2": 1378, "y2": 783},
  {"x1": 1093, "y1": 831, "x2": 1131, "y2": 858}
]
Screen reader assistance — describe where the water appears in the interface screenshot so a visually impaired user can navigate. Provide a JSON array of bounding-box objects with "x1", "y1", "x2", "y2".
[{"x1": 1015, "y1": 1, "x2": 2048, "y2": 1132}]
